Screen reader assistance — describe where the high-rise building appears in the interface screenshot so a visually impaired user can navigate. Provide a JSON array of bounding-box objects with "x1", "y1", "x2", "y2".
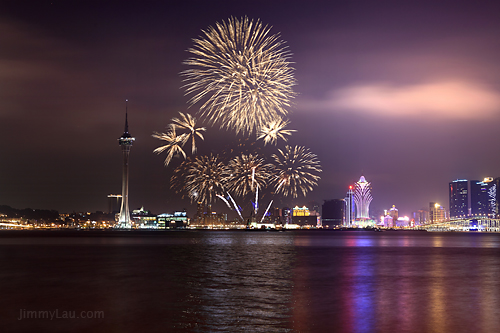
[
  {"x1": 117, "y1": 101, "x2": 135, "y2": 228},
  {"x1": 389, "y1": 205, "x2": 398, "y2": 222},
  {"x1": 322, "y1": 199, "x2": 344, "y2": 228},
  {"x1": 412, "y1": 209, "x2": 428, "y2": 225},
  {"x1": 430, "y1": 202, "x2": 446, "y2": 223},
  {"x1": 354, "y1": 175, "x2": 372, "y2": 219},
  {"x1": 449, "y1": 179, "x2": 468, "y2": 218},
  {"x1": 344, "y1": 185, "x2": 354, "y2": 226},
  {"x1": 489, "y1": 178, "x2": 499, "y2": 217},
  {"x1": 470, "y1": 178, "x2": 495, "y2": 216}
]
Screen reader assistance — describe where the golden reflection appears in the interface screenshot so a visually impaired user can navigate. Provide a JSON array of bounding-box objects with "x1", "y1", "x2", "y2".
[{"x1": 429, "y1": 253, "x2": 446, "y2": 332}]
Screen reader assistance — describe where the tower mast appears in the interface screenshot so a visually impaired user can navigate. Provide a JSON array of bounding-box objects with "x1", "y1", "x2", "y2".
[{"x1": 117, "y1": 99, "x2": 135, "y2": 228}]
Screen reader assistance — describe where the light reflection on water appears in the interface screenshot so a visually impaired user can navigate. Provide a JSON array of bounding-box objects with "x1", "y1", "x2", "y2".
[{"x1": 0, "y1": 230, "x2": 499, "y2": 332}]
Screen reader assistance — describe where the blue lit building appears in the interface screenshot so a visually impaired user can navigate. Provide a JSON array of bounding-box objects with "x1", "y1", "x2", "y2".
[{"x1": 449, "y1": 179, "x2": 469, "y2": 218}]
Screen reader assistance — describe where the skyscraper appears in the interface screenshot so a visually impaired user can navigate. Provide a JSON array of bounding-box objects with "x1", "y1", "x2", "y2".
[
  {"x1": 469, "y1": 178, "x2": 495, "y2": 217},
  {"x1": 344, "y1": 185, "x2": 354, "y2": 226},
  {"x1": 117, "y1": 101, "x2": 135, "y2": 228},
  {"x1": 449, "y1": 179, "x2": 468, "y2": 218},
  {"x1": 354, "y1": 175, "x2": 372, "y2": 219}
]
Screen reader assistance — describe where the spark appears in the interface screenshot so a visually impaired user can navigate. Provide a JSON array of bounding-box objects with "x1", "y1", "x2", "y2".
[
  {"x1": 182, "y1": 16, "x2": 296, "y2": 135},
  {"x1": 257, "y1": 118, "x2": 296, "y2": 145},
  {"x1": 152, "y1": 127, "x2": 187, "y2": 166},
  {"x1": 170, "y1": 112, "x2": 206, "y2": 154},
  {"x1": 271, "y1": 145, "x2": 322, "y2": 198}
]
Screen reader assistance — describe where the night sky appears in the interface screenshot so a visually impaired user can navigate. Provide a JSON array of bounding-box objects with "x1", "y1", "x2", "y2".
[{"x1": 2, "y1": 1, "x2": 500, "y2": 218}]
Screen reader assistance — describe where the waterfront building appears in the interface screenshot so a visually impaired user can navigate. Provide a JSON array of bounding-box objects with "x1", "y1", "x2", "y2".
[
  {"x1": 117, "y1": 101, "x2": 135, "y2": 228},
  {"x1": 157, "y1": 211, "x2": 189, "y2": 229},
  {"x1": 449, "y1": 179, "x2": 468, "y2": 218},
  {"x1": 344, "y1": 186, "x2": 354, "y2": 226},
  {"x1": 354, "y1": 175, "x2": 373, "y2": 219},
  {"x1": 132, "y1": 207, "x2": 157, "y2": 229},
  {"x1": 491, "y1": 178, "x2": 499, "y2": 217},
  {"x1": 389, "y1": 205, "x2": 398, "y2": 222},
  {"x1": 192, "y1": 203, "x2": 226, "y2": 227},
  {"x1": 412, "y1": 209, "x2": 429, "y2": 225},
  {"x1": 282, "y1": 207, "x2": 292, "y2": 225},
  {"x1": 383, "y1": 215, "x2": 394, "y2": 228},
  {"x1": 292, "y1": 206, "x2": 320, "y2": 227},
  {"x1": 470, "y1": 178, "x2": 495, "y2": 216},
  {"x1": 322, "y1": 199, "x2": 344, "y2": 228},
  {"x1": 430, "y1": 202, "x2": 446, "y2": 223}
]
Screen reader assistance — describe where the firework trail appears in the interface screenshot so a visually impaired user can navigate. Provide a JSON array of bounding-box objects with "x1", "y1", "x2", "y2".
[
  {"x1": 227, "y1": 192, "x2": 244, "y2": 221},
  {"x1": 216, "y1": 194, "x2": 232, "y2": 209},
  {"x1": 260, "y1": 200, "x2": 274, "y2": 223},
  {"x1": 254, "y1": 185, "x2": 259, "y2": 215},
  {"x1": 271, "y1": 145, "x2": 322, "y2": 197},
  {"x1": 152, "y1": 128, "x2": 187, "y2": 166},
  {"x1": 182, "y1": 16, "x2": 296, "y2": 135},
  {"x1": 257, "y1": 118, "x2": 296, "y2": 145}
]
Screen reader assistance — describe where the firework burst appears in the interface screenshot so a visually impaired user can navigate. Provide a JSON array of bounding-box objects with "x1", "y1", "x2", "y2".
[
  {"x1": 170, "y1": 112, "x2": 206, "y2": 154},
  {"x1": 271, "y1": 145, "x2": 322, "y2": 198},
  {"x1": 182, "y1": 16, "x2": 296, "y2": 135},
  {"x1": 152, "y1": 128, "x2": 187, "y2": 166},
  {"x1": 171, "y1": 154, "x2": 227, "y2": 204},
  {"x1": 225, "y1": 153, "x2": 274, "y2": 197},
  {"x1": 257, "y1": 118, "x2": 296, "y2": 145}
]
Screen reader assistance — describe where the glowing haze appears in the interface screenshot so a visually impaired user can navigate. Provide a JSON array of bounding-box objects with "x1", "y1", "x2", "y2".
[{"x1": 308, "y1": 80, "x2": 500, "y2": 119}]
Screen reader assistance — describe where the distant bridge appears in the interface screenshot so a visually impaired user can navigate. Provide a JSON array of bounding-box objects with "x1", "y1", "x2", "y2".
[{"x1": 421, "y1": 216, "x2": 500, "y2": 232}]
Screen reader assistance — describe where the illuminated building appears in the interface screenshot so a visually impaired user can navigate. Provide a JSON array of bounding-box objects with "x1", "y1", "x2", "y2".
[
  {"x1": 322, "y1": 199, "x2": 344, "y2": 228},
  {"x1": 412, "y1": 209, "x2": 428, "y2": 225},
  {"x1": 389, "y1": 205, "x2": 398, "y2": 222},
  {"x1": 131, "y1": 207, "x2": 157, "y2": 229},
  {"x1": 354, "y1": 175, "x2": 372, "y2": 219},
  {"x1": 293, "y1": 206, "x2": 310, "y2": 216},
  {"x1": 470, "y1": 178, "x2": 494, "y2": 216},
  {"x1": 192, "y1": 203, "x2": 226, "y2": 227},
  {"x1": 449, "y1": 179, "x2": 468, "y2": 218},
  {"x1": 117, "y1": 101, "x2": 135, "y2": 228},
  {"x1": 344, "y1": 185, "x2": 354, "y2": 226},
  {"x1": 429, "y1": 202, "x2": 446, "y2": 223},
  {"x1": 292, "y1": 206, "x2": 320, "y2": 227},
  {"x1": 158, "y1": 211, "x2": 189, "y2": 229}
]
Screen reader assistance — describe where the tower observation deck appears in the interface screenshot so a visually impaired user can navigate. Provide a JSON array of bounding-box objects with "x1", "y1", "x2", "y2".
[{"x1": 117, "y1": 100, "x2": 135, "y2": 228}]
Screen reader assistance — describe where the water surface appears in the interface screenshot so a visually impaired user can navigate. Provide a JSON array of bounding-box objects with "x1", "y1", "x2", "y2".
[{"x1": 1, "y1": 230, "x2": 499, "y2": 332}]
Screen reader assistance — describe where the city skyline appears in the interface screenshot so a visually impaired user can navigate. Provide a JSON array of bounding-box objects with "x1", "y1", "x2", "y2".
[{"x1": 2, "y1": 1, "x2": 500, "y2": 217}]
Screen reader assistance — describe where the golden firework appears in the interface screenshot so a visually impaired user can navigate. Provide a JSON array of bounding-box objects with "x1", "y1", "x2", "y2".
[
  {"x1": 257, "y1": 118, "x2": 296, "y2": 145},
  {"x1": 182, "y1": 16, "x2": 296, "y2": 135},
  {"x1": 171, "y1": 155, "x2": 227, "y2": 204},
  {"x1": 170, "y1": 112, "x2": 206, "y2": 154},
  {"x1": 271, "y1": 145, "x2": 322, "y2": 197},
  {"x1": 225, "y1": 153, "x2": 273, "y2": 197},
  {"x1": 152, "y1": 128, "x2": 187, "y2": 166}
]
